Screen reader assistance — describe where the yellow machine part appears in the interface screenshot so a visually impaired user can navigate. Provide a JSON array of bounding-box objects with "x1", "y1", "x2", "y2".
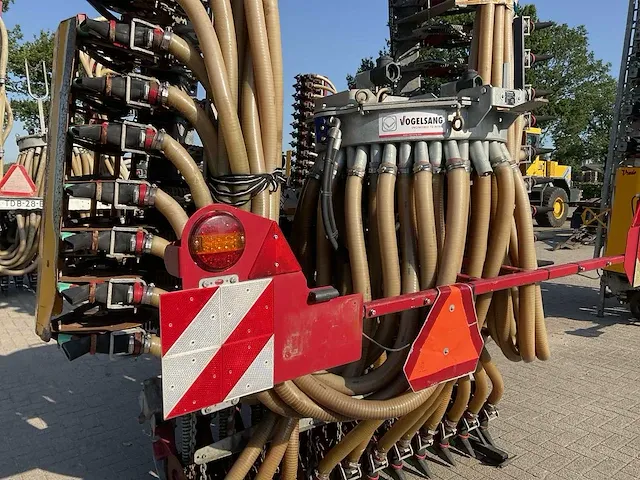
[
  {"x1": 605, "y1": 166, "x2": 640, "y2": 274},
  {"x1": 525, "y1": 159, "x2": 572, "y2": 182}
]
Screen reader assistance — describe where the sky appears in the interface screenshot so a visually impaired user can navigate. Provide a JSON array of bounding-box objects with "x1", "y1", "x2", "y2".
[{"x1": 1, "y1": 0, "x2": 630, "y2": 162}]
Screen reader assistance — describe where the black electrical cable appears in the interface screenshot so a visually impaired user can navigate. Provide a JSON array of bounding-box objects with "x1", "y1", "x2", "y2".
[
  {"x1": 320, "y1": 117, "x2": 341, "y2": 251},
  {"x1": 208, "y1": 171, "x2": 286, "y2": 207}
]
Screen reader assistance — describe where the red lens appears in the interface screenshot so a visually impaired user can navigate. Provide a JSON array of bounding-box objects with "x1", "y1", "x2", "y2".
[{"x1": 188, "y1": 212, "x2": 245, "y2": 272}]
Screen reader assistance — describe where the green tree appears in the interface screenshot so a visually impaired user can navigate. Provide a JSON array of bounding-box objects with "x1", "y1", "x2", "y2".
[
  {"x1": 7, "y1": 26, "x2": 54, "y2": 133},
  {"x1": 522, "y1": 4, "x2": 615, "y2": 170}
]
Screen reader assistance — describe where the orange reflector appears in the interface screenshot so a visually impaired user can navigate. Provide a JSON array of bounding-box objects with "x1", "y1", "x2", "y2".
[{"x1": 189, "y1": 212, "x2": 246, "y2": 272}]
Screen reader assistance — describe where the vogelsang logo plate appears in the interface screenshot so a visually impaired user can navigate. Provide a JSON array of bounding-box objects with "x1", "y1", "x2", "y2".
[{"x1": 379, "y1": 110, "x2": 447, "y2": 138}]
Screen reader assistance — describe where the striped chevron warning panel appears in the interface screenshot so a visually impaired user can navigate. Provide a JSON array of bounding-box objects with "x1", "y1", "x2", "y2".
[{"x1": 160, "y1": 278, "x2": 274, "y2": 419}]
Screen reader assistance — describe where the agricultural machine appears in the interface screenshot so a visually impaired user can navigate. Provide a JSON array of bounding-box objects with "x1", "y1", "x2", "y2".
[{"x1": 32, "y1": 0, "x2": 640, "y2": 479}]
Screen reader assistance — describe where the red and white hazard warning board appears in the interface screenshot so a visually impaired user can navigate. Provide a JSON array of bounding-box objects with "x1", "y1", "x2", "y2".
[
  {"x1": 161, "y1": 278, "x2": 275, "y2": 419},
  {"x1": 0, "y1": 164, "x2": 37, "y2": 197},
  {"x1": 404, "y1": 284, "x2": 484, "y2": 392}
]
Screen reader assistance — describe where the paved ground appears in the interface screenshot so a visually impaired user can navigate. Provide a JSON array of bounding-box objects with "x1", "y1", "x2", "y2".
[{"x1": 1, "y1": 229, "x2": 639, "y2": 479}]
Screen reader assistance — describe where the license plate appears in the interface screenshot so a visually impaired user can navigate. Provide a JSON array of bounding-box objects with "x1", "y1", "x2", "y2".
[{"x1": 0, "y1": 197, "x2": 43, "y2": 210}]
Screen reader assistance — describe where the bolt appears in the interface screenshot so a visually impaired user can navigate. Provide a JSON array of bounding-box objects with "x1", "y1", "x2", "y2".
[
  {"x1": 449, "y1": 304, "x2": 455, "y2": 312},
  {"x1": 443, "y1": 348, "x2": 449, "y2": 355},
  {"x1": 230, "y1": 277, "x2": 237, "y2": 283},
  {"x1": 273, "y1": 234, "x2": 279, "y2": 240},
  {"x1": 578, "y1": 266, "x2": 585, "y2": 272},
  {"x1": 369, "y1": 309, "x2": 377, "y2": 317},
  {"x1": 275, "y1": 262, "x2": 280, "y2": 268},
  {"x1": 424, "y1": 298, "x2": 432, "y2": 306}
]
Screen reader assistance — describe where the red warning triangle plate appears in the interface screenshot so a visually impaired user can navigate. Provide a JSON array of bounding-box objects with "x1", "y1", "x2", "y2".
[{"x1": 0, "y1": 164, "x2": 37, "y2": 197}]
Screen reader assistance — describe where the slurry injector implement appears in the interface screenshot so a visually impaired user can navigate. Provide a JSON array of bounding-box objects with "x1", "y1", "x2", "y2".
[{"x1": 35, "y1": 1, "x2": 640, "y2": 479}]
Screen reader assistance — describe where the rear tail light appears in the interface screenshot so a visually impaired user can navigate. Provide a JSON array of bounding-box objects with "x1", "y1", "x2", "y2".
[{"x1": 188, "y1": 212, "x2": 246, "y2": 272}]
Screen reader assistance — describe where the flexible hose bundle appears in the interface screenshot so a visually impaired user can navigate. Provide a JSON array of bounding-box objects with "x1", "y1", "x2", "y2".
[{"x1": 57, "y1": 2, "x2": 550, "y2": 478}]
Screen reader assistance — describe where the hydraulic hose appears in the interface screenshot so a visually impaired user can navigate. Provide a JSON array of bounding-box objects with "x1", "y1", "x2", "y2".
[
  {"x1": 281, "y1": 422, "x2": 299, "y2": 480},
  {"x1": 477, "y1": 3, "x2": 495, "y2": 83},
  {"x1": 166, "y1": 34, "x2": 213, "y2": 99},
  {"x1": 176, "y1": 0, "x2": 251, "y2": 177},
  {"x1": 255, "y1": 417, "x2": 297, "y2": 480},
  {"x1": 225, "y1": 413, "x2": 278, "y2": 480},
  {"x1": 437, "y1": 141, "x2": 470, "y2": 285},
  {"x1": 315, "y1": 420, "x2": 381, "y2": 479},
  {"x1": 447, "y1": 376, "x2": 471, "y2": 424},
  {"x1": 474, "y1": 143, "x2": 515, "y2": 327},
  {"x1": 241, "y1": 53, "x2": 269, "y2": 216},
  {"x1": 165, "y1": 85, "x2": 219, "y2": 175},
  {"x1": 414, "y1": 141, "x2": 438, "y2": 289},
  {"x1": 430, "y1": 142, "x2": 446, "y2": 256},
  {"x1": 153, "y1": 189, "x2": 189, "y2": 239},
  {"x1": 158, "y1": 134, "x2": 213, "y2": 208}
]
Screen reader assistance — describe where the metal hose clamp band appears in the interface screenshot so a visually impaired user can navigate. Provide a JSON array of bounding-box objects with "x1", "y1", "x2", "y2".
[
  {"x1": 347, "y1": 168, "x2": 366, "y2": 178},
  {"x1": 150, "y1": 130, "x2": 165, "y2": 151},
  {"x1": 158, "y1": 83, "x2": 170, "y2": 106},
  {"x1": 142, "y1": 234, "x2": 153, "y2": 254},
  {"x1": 147, "y1": 185, "x2": 158, "y2": 206},
  {"x1": 126, "y1": 285, "x2": 134, "y2": 305},
  {"x1": 378, "y1": 163, "x2": 398, "y2": 175},
  {"x1": 413, "y1": 163, "x2": 432, "y2": 174},
  {"x1": 446, "y1": 159, "x2": 470, "y2": 172},
  {"x1": 141, "y1": 287, "x2": 154, "y2": 306},
  {"x1": 160, "y1": 30, "x2": 172, "y2": 51}
]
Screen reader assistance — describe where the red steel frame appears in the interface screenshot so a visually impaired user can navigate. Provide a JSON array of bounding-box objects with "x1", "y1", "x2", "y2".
[{"x1": 364, "y1": 255, "x2": 625, "y2": 320}]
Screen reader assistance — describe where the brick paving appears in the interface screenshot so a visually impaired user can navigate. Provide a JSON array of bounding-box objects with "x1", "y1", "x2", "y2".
[{"x1": 0, "y1": 237, "x2": 639, "y2": 479}]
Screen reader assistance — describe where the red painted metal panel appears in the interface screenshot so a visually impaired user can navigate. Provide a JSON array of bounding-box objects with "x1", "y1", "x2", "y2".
[
  {"x1": 625, "y1": 207, "x2": 640, "y2": 287},
  {"x1": 273, "y1": 271, "x2": 362, "y2": 383},
  {"x1": 160, "y1": 286, "x2": 218, "y2": 355}
]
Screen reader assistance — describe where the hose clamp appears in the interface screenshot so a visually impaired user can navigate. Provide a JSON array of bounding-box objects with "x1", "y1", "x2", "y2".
[
  {"x1": 446, "y1": 158, "x2": 471, "y2": 172},
  {"x1": 378, "y1": 163, "x2": 398, "y2": 175},
  {"x1": 347, "y1": 168, "x2": 365, "y2": 178},
  {"x1": 146, "y1": 185, "x2": 157, "y2": 206},
  {"x1": 141, "y1": 233, "x2": 153, "y2": 255},
  {"x1": 413, "y1": 163, "x2": 433, "y2": 174},
  {"x1": 160, "y1": 30, "x2": 172, "y2": 51},
  {"x1": 150, "y1": 129, "x2": 165, "y2": 151},
  {"x1": 141, "y1": 285, "x2": 155, "y2": 306},
  {"x1": 158, "y1": 83, "x2": 170, "y2": 107},
  {"x1": 367, "y1": 163, "x2": 381, "y2": 174}
]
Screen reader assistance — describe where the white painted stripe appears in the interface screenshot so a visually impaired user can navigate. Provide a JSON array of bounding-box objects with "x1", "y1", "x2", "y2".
[
  {"x1": 165, "y1": 288, "x2": 222, "y2": 358},
  {"x1": 223, "y1": 336, "x2": 274, "y2": 402},
  {"x1": 162, "y1": 278, "x2": 273, "y2": 417},
  {"x1": 218, "y1": 278, "x2": 272, "y2": 341}
]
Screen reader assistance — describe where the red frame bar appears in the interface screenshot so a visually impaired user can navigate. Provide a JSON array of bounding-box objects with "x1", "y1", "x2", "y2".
[{"x1": 364, "y1": 254, "x2": 624, "y2": 318}]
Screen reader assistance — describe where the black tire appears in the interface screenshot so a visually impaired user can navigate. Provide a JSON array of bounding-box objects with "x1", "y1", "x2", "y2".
[
  {"x1": 536, "y1": 187, "x2": 569, "y2": 228},
  {"x1": 629, "y1": 291, "x2": 640, "y2": 319}
]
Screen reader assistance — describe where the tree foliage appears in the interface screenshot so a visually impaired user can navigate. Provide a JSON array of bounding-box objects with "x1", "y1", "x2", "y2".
[
  {"x1": 6, "y1": 26, "x2": 54, "y2": 133},
  {"x1": 521, "y1": 4, "x2": 615, "y2": 170}
]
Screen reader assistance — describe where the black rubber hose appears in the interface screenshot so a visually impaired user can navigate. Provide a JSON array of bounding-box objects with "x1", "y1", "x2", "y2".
[
  {"x1": 320, "y1": 118, "x2": 342, "y2": 250},
  {"x1": 62, "y1": 231, "x2": 136, "y2": 254},
  {"x1": 61, "y1": 283, "x2": 129, "y2": 306},
  {"x1": 64, "y1": 182, "x2": 137, "y2": 205},
  {"x1": 69, "y1": 123, "x2": 143, "y2": 150},
  {"x1": 73, "y1": 75, "x2": 148, "y2": 102},
  {"x1": 78, "y1": 19, "x2": 149, "y2": 48}
]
